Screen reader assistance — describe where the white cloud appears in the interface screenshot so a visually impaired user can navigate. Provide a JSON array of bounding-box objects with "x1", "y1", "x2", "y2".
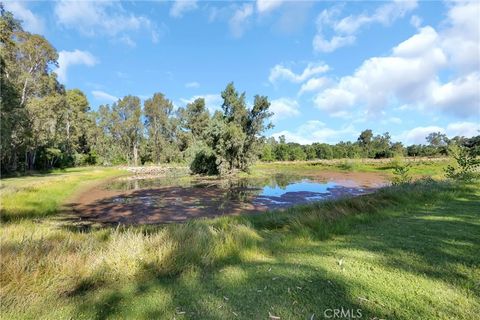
[
  {"x1": 313, "y1": 1, "x2": 417, "y2": 52},
  {"x1": 430, "y1": 72, "x2": 480, "y2": 118},
  {"x1": 397, "y1": 122, "x2": 479, "y2": 144},
  {"x1": 257, "y1": 0, "x2": 284, "y2": 14},
  {"x1": 299, "y1": 77, "x2": 328, "y2": 95},
  {"x1": 313, "y1": 34, "x2": 355, "y2": 53},
  {"x1": 446, "y1": 121, "x2": 480, "y2": 138},
  {"x1": 56, "y1": 50, "x2": 97, "y2": 83},
  {"x1": 180, "y1": 94, "x2": 223, "y2": 113},
  {"x1": 398, "y1": 125, "x2": 445, "y2": 145},
  {"x1": 170, "y1": 0, "x2": 198, "y2": 18},
  {"x1": 92, "y1": 90, "x2": 118, "y2": 103},
  {"x1": 229, "y1": 4, "x2": 254, "y2": 38},
  {"x1": 269, "y1": 98, "x2": 300, "y2": 122},
  {"x1": 4, "y1": 1, "x2": 44, "y2": 33},
  {"x1": 271, "y1": 121, "x2": 357, "y2": 144},
  {"x1": 269, "y1": 63, "x2": 329, "y2": 84},
  {"x1": 441, "y1": 0, "x2": 480, "y2": 74},
  {"x1": 312, "y1": 1, "x2": 480, "y2": 120},
  {"x1": 54, "y1": 1, "x2": 159, "y2": 44},
  {"x1": 410, "y1": 15, "x2": 422, "y2": 28},
  {"x1": 185, "y1": 81, "x2": 200, "y2": 88}
]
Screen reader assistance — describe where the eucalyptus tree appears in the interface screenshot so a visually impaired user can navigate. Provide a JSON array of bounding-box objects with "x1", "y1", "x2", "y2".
[
  {"x1": 111, "y1": 96, "x2": 143, "y2": 165},
  {"x1": 179, "y1": 97, "x2": 210, "y2": 140},
  {"x1": 191, "y1": 82, "x2": 273, "y2": 175},
  {"x1": 144, "y1": 93, "x2": 175, "y2": 163}
]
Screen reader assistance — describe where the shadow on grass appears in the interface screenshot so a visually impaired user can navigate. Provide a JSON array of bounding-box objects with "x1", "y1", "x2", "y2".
[
  {"x1": 65, "y1": 181, "x2": 479, "y2": 319},
  {"x1": 0, "y1": 205, "x2": 57, "y2": 223},
  {"x1": 73, "y1": 259, "x2": 378, "y2": 320}
]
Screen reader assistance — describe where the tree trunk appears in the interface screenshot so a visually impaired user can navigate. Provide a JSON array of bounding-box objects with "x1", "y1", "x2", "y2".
[{"x1": 133, "y1": 144, "x2": 138, "y2": 166}]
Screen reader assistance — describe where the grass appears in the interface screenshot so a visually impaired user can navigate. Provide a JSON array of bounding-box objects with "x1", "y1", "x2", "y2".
[
  {"x1": 247, "y1": 157, "x2": 451, "y2": 179},
  {"x1": 0, "y1": 167, "x2": 126, "y2": 222},
  {"x1": 1, "y1": 162, "x2": 479, "y2": 319}
]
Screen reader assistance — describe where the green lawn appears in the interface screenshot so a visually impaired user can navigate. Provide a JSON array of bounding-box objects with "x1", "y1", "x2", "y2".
[{"x1": 1, "y1": 162, "x2": 479, "y2": 319}]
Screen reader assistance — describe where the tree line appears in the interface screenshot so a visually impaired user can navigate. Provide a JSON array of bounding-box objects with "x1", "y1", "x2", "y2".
[
  {"x1": 261, "y1": 130, "x2": 479, "y2": 162},
  {"x1": 1, "y1": 6, "x2": 478, "y2": 175}
]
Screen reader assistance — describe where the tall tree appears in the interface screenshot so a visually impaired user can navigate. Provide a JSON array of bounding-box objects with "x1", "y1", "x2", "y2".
[
  {"x1": 65, "y1": 89, "x2": 92, "y2": 155},
  {"x1": 192, "y1": 83, "x2": 272, "y2": 175},
  {"x1": 144, "y1": 93, "x2": 175, "y2": 163},
  {"x1": 426, "y1": 132, "x2": 448, "y2": 147},
  {"x1": 112, "y1": 96, "x2": 143, "y2": 165},
  {"x1": 179, "y1": 97, "x2": 210, "y2": 140}
]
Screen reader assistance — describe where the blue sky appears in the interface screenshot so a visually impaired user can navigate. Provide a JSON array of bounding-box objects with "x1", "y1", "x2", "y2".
[{"x1": 6, "y1": 0, "x2": 479, "y2": 145}]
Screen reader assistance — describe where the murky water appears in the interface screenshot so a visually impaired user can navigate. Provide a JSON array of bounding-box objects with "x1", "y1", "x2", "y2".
[{"x1": 71, "y1": 173, "x2": 387, "y2": 224}]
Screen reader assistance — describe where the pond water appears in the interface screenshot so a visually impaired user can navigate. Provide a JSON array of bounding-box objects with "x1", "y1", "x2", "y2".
[{"x1": 70, "y1": 172, "x2": 387, "y2": 225}]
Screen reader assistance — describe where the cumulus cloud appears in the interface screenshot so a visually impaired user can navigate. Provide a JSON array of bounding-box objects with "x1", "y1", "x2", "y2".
[
  {"x1": 398, "y1": 125, "x2": 445, "y2": 145},
  {"x1": 430, "y1": 72, "x2": 480, "y2": 118},
  {"x1": 299, "y1": 77, "x2": 328, "y2": 95},
  {"x1": 56, "y1": 50, "x2": 97, "y2": 83},
  {"x1": 271, "y1": 120, "x2": 357, "y2": 144},
  {"x1": 229, "y1": 4, "x2": 254, "y2": 38},
  {"x1": 170, "y1": 0, "x2": 198, "y2": 18},
  {"x1": 397, "y1": 122, "x2": 479, "y2": 144},
  {"x1": 54, "y1": 1, "x2": 160, "y2": 44},
  {"x1": 311, "y1": 0, "x2": 480, "y2": 120},
  {"x1": 441, "y1": 0, "x2": 480, "y2": 73},
  {"x1": 92, "y1": 90, "x2": 119, "y2": 103},
  {"x1": 269, "y1": 63, "x2": 329, "y2": 84},
  {"x1": 313, "y1": 1, "x2": 417, "y2": 52},
  {"x1": 446, "y1": 121, "x2": 480, "y2": 138},
  {"x1": 269, "y1": 98, "x2": 301, "y2": 122},
  {"x1": 4, "y1": 1, "x2": 44, "y2": 33}
]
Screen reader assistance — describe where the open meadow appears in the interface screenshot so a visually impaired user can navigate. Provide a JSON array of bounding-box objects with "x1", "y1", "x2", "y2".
[
  {"x1": 1, "y1": 160, "x2": 479, "y2": 319},
  {"x1": 1, "y1": 1, "x2": 480, "y2": 319}
]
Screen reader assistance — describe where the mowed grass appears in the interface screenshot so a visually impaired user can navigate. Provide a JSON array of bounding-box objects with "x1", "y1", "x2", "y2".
[
  {"x1": 1, "y1": 162, "x2": 479, "y2": 319},
  {"x1": 0, "y1": 167, "x2": 126, "y2": 222}
]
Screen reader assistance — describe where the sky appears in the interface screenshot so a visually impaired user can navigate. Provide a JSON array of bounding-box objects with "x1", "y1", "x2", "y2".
[{"x1": 6, "y1": 0, "x2": 480, "y2": 145}]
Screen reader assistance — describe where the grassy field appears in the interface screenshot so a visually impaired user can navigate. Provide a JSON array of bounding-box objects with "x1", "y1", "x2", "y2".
[{"x1": 1, "y1": 161, "x2": 479, "y2": 319}]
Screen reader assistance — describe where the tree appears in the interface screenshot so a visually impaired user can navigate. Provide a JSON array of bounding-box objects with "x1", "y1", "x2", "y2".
[
  {"x1": 65, "y1": 89, "x2": 92, "y2": 155},
  {"x1": 111, "y1": 96, "x2": 143, "y2": 165},
  {"x1": 179, "y1": 98, "x2": 210, "y2": 140},
  {"x1": 426, "y1": 132, "x2": 448, "y2": 147},
  {"x1": 191, "y1": 83, "x2": 272, "y2": 175},
  {"x1": 371, "y1": 132, "x2": 392, "y2": 158},
  {"x1": 144, "y1": 93, "x2": 175, "y2": 163},
  {"x1": 357, "y1": 129, "x2": 373, "y2": 157}
]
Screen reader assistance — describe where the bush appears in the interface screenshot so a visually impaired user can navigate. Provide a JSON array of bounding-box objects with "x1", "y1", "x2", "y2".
[
  {"x1": 444, "y1": 146, "x2": 479, "y2": 181},
  {"x1": 391, "y1": 163, "x2": 412, "y2": 185},
  {"x1": 190, "y1": 149, "x2": 219, "y2": 175}
]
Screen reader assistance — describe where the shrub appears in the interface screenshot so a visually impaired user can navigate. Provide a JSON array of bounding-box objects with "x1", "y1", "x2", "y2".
[
  {"x1": 391, "y1": 163, "x2": 412, "y2": 185},
  {"x1": 190, "y1": 149, "x2": 219, "y2": 175},
  {"x1": 444, "y1": 146, "x2": 479, "y2": 181}
]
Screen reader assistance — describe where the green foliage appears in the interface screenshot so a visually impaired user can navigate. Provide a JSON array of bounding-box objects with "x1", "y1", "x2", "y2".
[
  {"x1": 1, "y1": 6, "x2": 479, "y2": 175},
  {"x1": 190, "y1": 83, "x2": 273, "y2": 175},
  {"x1": 445, "y1": 146, "x2": 479, "y2": 181},
  {"x1": 260, "y1": 142, "x2": 275, "y2": 162},
  {"x1": 391, "y1": 163, "x2": 412, "y2": 185},
  {"x1": 2, "y1": 168, "x2": 479, "y2": 319},
  {"x1": 338, "y1": 159, "x2": 358, "y2": 171},
  {"x1": 190, "y1": 148, "x2": 219, "y2": 175}
]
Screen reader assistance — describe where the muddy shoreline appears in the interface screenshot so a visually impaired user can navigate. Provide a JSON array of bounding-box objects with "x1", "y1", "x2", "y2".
[{"x1": 64, "y1": 171, "x2": 388, "y2": 226}]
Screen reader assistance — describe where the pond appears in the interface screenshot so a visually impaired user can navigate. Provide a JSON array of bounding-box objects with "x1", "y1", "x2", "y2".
[{"x1": 69, "y1": 172, "x2": 387, "y2": 225}]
